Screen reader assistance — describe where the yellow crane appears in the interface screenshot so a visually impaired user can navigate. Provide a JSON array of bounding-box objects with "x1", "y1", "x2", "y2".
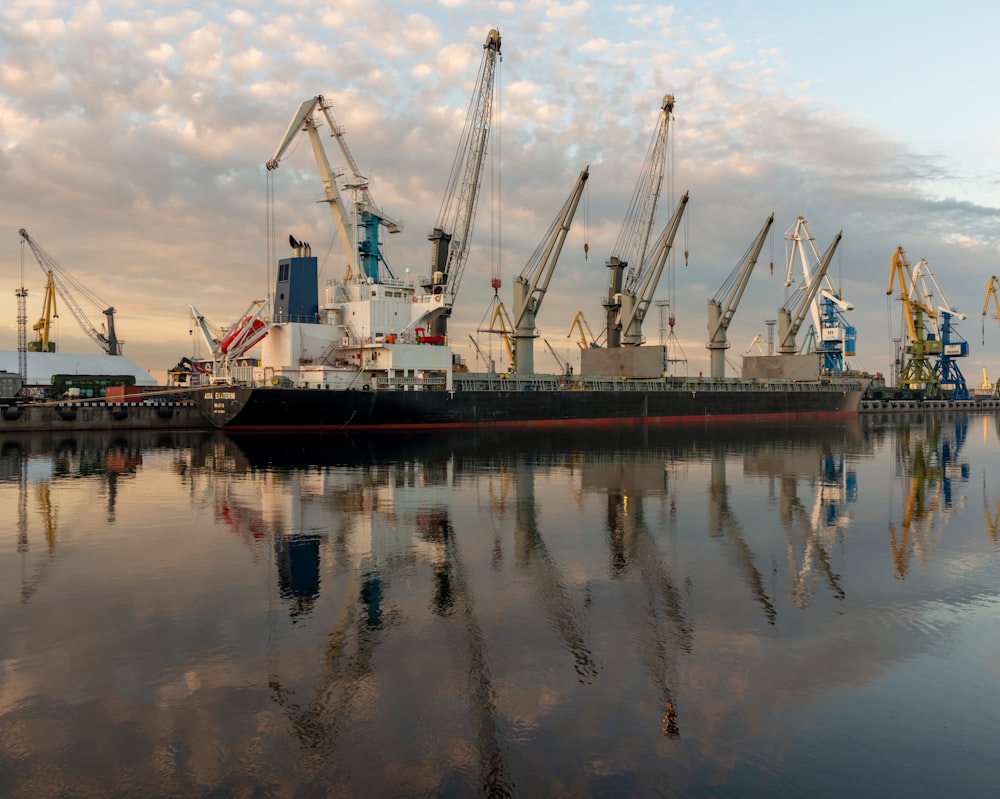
[
  {"x1": 887, "y1": 246, "x2": 940, "y2": 396},
  {"x1": 29, "y1": 272, "x2": 59, "y2": 352},
  {"x1": 567, "y1": 310, "x2": 600, "y2": 350},
  {"x1": 983, "y1": 276, "x2": 1000, "y2": 395}
]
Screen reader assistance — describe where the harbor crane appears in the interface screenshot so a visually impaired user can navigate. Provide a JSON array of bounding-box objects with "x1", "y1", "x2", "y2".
[
  {"x1": 783, "y1": 217, "x2": 855, "y2": 373},
  {"x1": 983, "y1": 275, "x2": 1000, "y2": 343},
  {"x1": 511, "y1": 167, "x2": 590, "y2": 373},
  {"x1": 266, "y1": 95, "x2": 402, "y2": 283},
  {"x1": 567, "y1": 311, "x2": 601, "y2": 349},
  {"x1": 18, "y1": 229, "x2": 122, "y2": 356},
  {"x1": 618, "y1": 192, "x2": 690, "y2": 347},
  {"x1": 910, "y1": 257, "x2": 969, "y2": 399},
  {"x1": 887, "y1": 246, "x2": 941, "y2": 397},
  {"x1": 706, "y1": 213, "x2": 774, "y2": 378},
  {"x1": 426, "y1": 28, "x2": 502, "y2": 338},
  {"x1": 30, "y1": 272, "x2": 58, "y2": 352},
  {"x1": 777, "y1": 230, "x2": 842, "y2": 356},
  {"x1": 605, "y1": 95, "x2": 675, "y2": 348}
]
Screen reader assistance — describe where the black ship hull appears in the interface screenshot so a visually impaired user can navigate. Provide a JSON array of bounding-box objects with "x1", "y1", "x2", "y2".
[{"x1": 196, "y1": 377, "x2": 864, "y2": 431}]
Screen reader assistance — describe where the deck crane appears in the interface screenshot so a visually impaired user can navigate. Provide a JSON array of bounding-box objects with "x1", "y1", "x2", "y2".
[
  {"x1": 567, "y1": 311, "x2": 601, "y2": 349},
  {"x1": 190, "y1": 300, "x2": 271, "y2": 376},
  {"x1": 266, "y1": 95, "x2": 402, "y2": 283},
  {"x1": 911, "y1": 258, "x2": 970, "y2": 399},
  {"x1": 426, "y1": 28, "x2": 502, "y2": 338},
  {"x1": 887, "y1": 246, "x2": 941, "y2": 397},
  {"x1": 543, "y1": 338, "x2": 571, "y2": 375},
  {"x1": 605, "y1": 95, "x2": 675, "y2": 348},
  {"x1": 777, "y1": 230, "x2": 842, "y2": 356},
  {"x1": 18, "y1": 229, "x2": 122, "y2": 356},
  {"x1": 618, "y1": 192, "x2": 690, "y2": 347},
  {"x1": 511, "y1": 167, "x2": 590, "y2": 373},
  {"x1": 706, "y1": 213, "x2": 774, "y2": 378},
  {"x1": 783, "y1": 217, "x2": 855, "y2": 373}
]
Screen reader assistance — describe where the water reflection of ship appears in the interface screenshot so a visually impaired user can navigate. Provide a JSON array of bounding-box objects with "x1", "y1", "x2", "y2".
[{"x1": 889, "y1": 414, "x2": 970, "y2": 578}]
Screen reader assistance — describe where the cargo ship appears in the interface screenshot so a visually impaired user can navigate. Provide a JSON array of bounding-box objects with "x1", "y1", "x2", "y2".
[
  {"x1": 196, "y1": 374, "x2": 864, "y2": 431},
  {"x1": 190, "y1": 35, "x2": 866, "y2": 431}
]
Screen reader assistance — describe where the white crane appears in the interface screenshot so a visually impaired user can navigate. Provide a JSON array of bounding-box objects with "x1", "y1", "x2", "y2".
[
  {"x1": 426, "y1": 28, "x2": 502, "y2": 337},
  {"x1": 266, "y1": 95, "x2": 402, "y2": 283},
  {"x1": 511, "y1": 167, "x2": 590, "y2": 373},
  {"x1": 783, "y1": 216, "x2": 855, "y2": 373},
  {"x1": 619, "y1": 192, "x2": 690, "y2": 347},
  {"x1": 605, "y1": 94, "x2": 675, "y2": 348},
  {"x1": 778, "y1": 230, "x2": 842, "y2": 355},
  {"x1": 706, "y1": 214, "x2": 774, "y2": 378}
]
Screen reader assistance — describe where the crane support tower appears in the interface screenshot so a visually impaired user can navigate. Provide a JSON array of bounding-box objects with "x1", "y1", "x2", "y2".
[
  {"x1": 706, "y1": 213, "x2": 774, "y2": 378},
  {"x1": 511, "y1": 167, "x2": 590, "y2": 374},
  {"x1": 605, "y1": 94, "x2": 675, "y2": 348},
  {"x1": 427, "y1": 28, "x2": 502, "y2": 338},
  {"x1": 783, "y1": 217, "x2": 855, "y2": 373},
  {"x1": 18, "y1": 229, "x2": 122, "y2": 356}
]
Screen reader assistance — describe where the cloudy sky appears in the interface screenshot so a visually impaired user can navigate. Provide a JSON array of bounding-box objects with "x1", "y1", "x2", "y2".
[{"x1": 2, "y1": 0, "x2": 999, "y2": 384}]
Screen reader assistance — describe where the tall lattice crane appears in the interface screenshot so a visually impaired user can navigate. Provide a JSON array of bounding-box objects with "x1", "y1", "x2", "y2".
[
  {"x1": 783, "y1": 216, "x2": 855, "y2": 373},
  {"x1": 605, "y1": 94, "x2": 675, "y2": 348},
  {"x1": 511, "y1": 167, "x2": 590, "y2": 373},
  {"x1": 18, "y1": 229, "x2": 122, "y2": 356},
  {"x1": 427, "y1": 28, "x2": 502, "y2": 337},
  {"x1": 706, "y1": 213, "x2": 774, "y2": 378},
  {"x1": 266, "y1": 95, "x2": 402, "y2": 283}
]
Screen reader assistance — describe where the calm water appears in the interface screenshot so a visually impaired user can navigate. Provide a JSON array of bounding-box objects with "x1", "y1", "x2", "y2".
[{"x1": 1, "y1": 414, "x2": 999, "y2": 798}]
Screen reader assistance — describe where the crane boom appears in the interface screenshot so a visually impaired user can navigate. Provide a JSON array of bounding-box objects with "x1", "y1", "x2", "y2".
[
  {"x1": 605, "y1": 94, "x2": 675, "y2": 348},
  {"x1": 512, "y1": 166, "x2": 590, "y2": 373},
  {"x1": 427, "y1": 28, "x2": 502, "y2": 329},
  {"x1": 887, "y1": 246, "x2": 940, "y2": 395},
  {"x1": 619, "y1": 191, "x2": 690, "y2": 346},
  {"x1": 706, "y1": 213, "x2": 774, "y2": 378},
  {"x1": 18, "y1": 229, "x2": 122, "y2": 355},
  {"x1": 778, "y1": 231, "x2": 842, "y2": 354}
]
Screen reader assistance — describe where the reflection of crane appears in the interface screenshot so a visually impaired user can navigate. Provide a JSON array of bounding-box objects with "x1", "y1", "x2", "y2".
[
  {"x1": 513, "y1": 467, "x2": 599, "y2": 681},
  {"x1": 605, "y1": 95, "x2": 676, "y2": 348},
  {"x1": 427, "y1": 28, "x2": 502, "y2": 337},
  {"x1": 887, "y1": 247, "x2": 941, "y2": 397},
  {"x1": 266, "y1": 95, "x2": 402, "y2": 282},
  {"x1": 779, "y1": 475, "x2": 846, "y2": 608},
  {"x1": 706, "y1": 213, "x2": 774, "y2": 378},
  {"x1": 567, "y1": 311, "x2": 601, "y2": 349},
  {"x1": 618, "y1": 193, "x2": 690, "y2": 347},
  {"x1": 783, "y1": 217, "x2": 855, "y2": 373},
  {"x1": 19, "y1": 228, "x2": 122, "y2": 355},
  {"x1": 604, "y1": 485, "x2": 690, "y2": 737},
  {"x1": 778, "y1": 229, "x2": 842, "y2": 356},
  {"x1": 512, "y1": 167, "x2": 590, "y2": 373},
  {"x1": 708, "y1": 454, "x2": 776, "y2": 624},
  {"x1": 911, "y1": 258, "x2": 969, "y2": 399},
  {"x1": 889, "y1": 415, "x2": 969, "y2": 578}
]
